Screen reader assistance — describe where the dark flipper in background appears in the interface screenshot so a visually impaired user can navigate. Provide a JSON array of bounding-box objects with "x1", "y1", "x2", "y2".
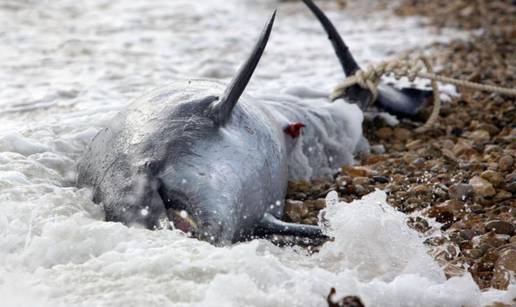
[
  {"x1": 253, "y1": 213, "x2": 329, "y2": 239},
  {"x1": 301, "y1": 0, "x2": 432, "y2": 118}
]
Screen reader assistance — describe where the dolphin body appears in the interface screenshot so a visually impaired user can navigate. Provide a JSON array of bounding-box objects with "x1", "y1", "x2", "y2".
[{"x1": 78, "y1": 1, "x2": 431, "y2": 245}]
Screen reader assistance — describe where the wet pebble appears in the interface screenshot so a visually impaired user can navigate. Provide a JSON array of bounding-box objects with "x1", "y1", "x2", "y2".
[
  {"x1": 485, "y1": 220, "x2": 514, "y2": 235},
  {"x1": 469, "y1": 176, "x2": 496, "y2": 197},
  {"x1": 284, "y1": 199, "x2": 307, "y2": 223},
  {"x1": 449, "y1": 183, "x2": 474, "y2": 201},
  {"x1": 480, "y1": 170, "x2": 504, "y2": 187},
  {"x1": 498, "y1": 155, "x2": 513, "y2": 172}
]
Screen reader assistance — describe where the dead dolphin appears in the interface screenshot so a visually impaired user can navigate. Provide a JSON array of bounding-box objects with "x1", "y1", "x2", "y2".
[
  {"x1": 301, "y1": 0, "x2": 433, "y2": 117},
  {"x1": 78, "y1": 11, "x2": 360, "y2": 245}
]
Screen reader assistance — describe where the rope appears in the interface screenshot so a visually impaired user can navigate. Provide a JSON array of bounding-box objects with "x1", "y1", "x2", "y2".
[{"x1": 331, "y1": 56, "x2": 516, "y2": 133}]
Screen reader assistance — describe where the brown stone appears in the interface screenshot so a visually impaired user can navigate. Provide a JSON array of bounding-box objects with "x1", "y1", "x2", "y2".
[
  {"x1": 376, "y1": 127, "x2": 393, "y2": 140},
  {"x1": 495, "y1": 190, "x2": 512, "y2": 201},
  {"x1": 410, "y1": 184, "x2": 430, "y2": 195},
  {"x1": 427, "y1": 200, "x2": 465, "y2": 223},
  {"x1": 449, "y1": 183, "x2": 474, "y2": 201},
  {"x1": 469, "y1": 176, "x2": 496, "y2": 197},
  {"x1": 485, "y1": 220, "x2": 515, "y2": 235},
  {"x1": 484, "y1": 145, "x2": 501, "y2": 154},
  {"x1": 406, "y1": 139, "x2": 423, "y2": 150},
  {"x1": 491, "y1": 248, "x2": 516, "y2": 290},
  {"x1": 470, "y1": 130, "x2": 490, "y2": 143},
  {"x1": 284, "y1": 199, "x2": 308, "y2": 223},
  {"x1": 480, "y1": 170, "x2": 504, "y2": 187},
  {"x1": 453, "y1": 140, "x2": 477, "y2": 157},
  {"x1": 288, "y1": 181, "x2": 311, "y2": 193},
  {"x1": 499, "y1": 155, "x2": 514, "y2": 172},
  {"x1": 341, "y1": 166, "x2": 373, "y2": 178},
  {"x1": 364, "y1": 154, "x2": 387, "y2": 165},
  {"x1": 304, "y1": 199, "x2": 326, "y2": 211},
  {"x1": 352, "y1": 176, "x2": 370, "y2": 186},
  {"x1": 393, "y1": 127, "x2": 411, "y2": 141}
]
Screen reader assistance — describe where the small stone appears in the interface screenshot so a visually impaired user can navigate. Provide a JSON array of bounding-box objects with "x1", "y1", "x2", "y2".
[
  {"x1": 336, "y1": 176, "x2": 351, "y2": 188},
  {"x1": 342, "y1": 166, "x2": 373, "y2": 178},
  {"x1": 467, "y1": 248, "x2": 485, "y2": 259},
  {"x1": 288, "y1": 181, "x2": 311, "y2": 193},
  {"x1": 364, "y1": 155, "x2": 387, "y2": 165},
  {"x1": 491, "y1": 248, "x2": 516, "y2": 290},
  {"x1": 412, "y1": 158, "x2": 426, "y2": 167},
  {"x1": 373, "y1": 176, "x2": 390, "y2": 184},
  {"x1": 484, "y1": 145, "x2": 500, "y2": 154},
  {"x1": 410, "y1": 184, "x2": 430, "y2": 195},
  {"x1": 353, "y1": 185, "x2": 368, "y2": 196},
  {"x1": 499, "y1": 155, "x2": 514, "y2": 172},
  {"x1": 480, "y1": 170, "x2": 504, "y2": 187},
  {"x1": 469, "y1": 129, "x2": 490, "y2": 143},
  {"x1": 452, "y1": 140, "x2": 476, "y2": 157},
  {"x1": 451, "y1": 127, "x2": 463, "y2": 137},
  {"x1": 472, "y1": 232, "x2": 509, "y2": 249},
  {"x1": 449, "y1": 183, "x2": 474, "y2": 201},
  {"x1": 406, "y1": 139, "x2": 423, "y2": 150},
  {"x1": 407, "y1": 216, "x2": 430, "y2": 233},
  {"x1": 304, "y1": 199, "x2": 326, "y2": 210},
  {"x1": 427, "y1": 200, "x2": 465, "y2": 223},
  {"x1": 485, "y1": 220, "x2": 515, "y2": 235},
  {"x1": 393, "y1": 127, "x2": 411, "y2": 141},
  {"x1": 469, "y1": 176, "x2": 496, "y2": 197},
  {"x1": 352, "y1": 176, "x2": 370, "y2": 186},
  {"x1": 301, "y1": 217, "x2": 318, "y2": 225},
  {"x1": 442, "y1": 139, "x2": 455, "y2": 150},
  {"x1": 469, "y1": 204, "x2": 485, "y2": 214},
  {"x1": 495, "y1": 190, "x2": 512, "y2": 201},
  {"x1": 327, "y1": 288, "x2": 365, "y2": 307},
  {"x1": 460, "y1": 229, "x2": 475, "y2": 240},
  {"x1": 507, "y1": 181, "x2": 516, "y2": 193},
  {"x1": 477, "y1": 123, "x2": 499, "y2": 135},
  {"x1": 376, "y1": 127, "x2": 393, "y2": 140},
  {"x1": 284, "y1": 200, "x2": 308, "y2": 223},
  {"x1": 370, "y1": 144, "x2": 385, "y2": 154}
]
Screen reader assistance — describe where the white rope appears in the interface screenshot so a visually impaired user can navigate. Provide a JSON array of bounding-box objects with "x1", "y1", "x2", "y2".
[{"x1": 332, "y1": 56, "x2": 516, "y2": 133}]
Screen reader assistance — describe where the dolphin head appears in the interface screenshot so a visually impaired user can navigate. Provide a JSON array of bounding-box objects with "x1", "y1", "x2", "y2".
[{"x1": 126, "y1": 11, "x2": 278, "y2": 245}]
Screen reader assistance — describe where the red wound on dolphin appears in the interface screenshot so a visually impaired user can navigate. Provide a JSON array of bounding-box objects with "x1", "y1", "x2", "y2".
[{"x1": 284, "y1": 122, "x2": 305, "y2": 138}]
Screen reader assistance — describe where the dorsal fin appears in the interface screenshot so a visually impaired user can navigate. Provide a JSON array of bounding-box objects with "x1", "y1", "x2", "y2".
[{"x1": 208, "y1": 11, "x2": 276, "y2": 125}]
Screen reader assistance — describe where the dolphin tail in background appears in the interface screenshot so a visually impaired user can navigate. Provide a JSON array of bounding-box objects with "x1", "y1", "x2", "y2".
[{"x1": 301, "y1": 0, "x2": 433, "y2": 118}]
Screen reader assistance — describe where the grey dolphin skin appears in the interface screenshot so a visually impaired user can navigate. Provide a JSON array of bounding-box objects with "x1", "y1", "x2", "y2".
[
  {"x1": 78, "y1": 11, "x2": 338, "y2": 245},
  {"x1": 78, "y1": 3, "x2": 429, "y2": 246},
  {"x1": 301, "y1": 0, "x2": 433, "y2": 117}
]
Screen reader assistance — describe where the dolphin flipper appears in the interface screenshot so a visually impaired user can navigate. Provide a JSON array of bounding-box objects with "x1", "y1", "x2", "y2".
[
  {"x1": 377, "y1": 84, "x2": 433, "y2": 117},
  {"x1": 253, "y1": 213, "x2": 328, "y2": 238}
]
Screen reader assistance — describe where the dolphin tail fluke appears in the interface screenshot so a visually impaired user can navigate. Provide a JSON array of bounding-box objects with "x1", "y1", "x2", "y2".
[
  {"x1": 302, "y1": 0, "x2": 433, "y2": 117},
  {"x1": 253, "y1": 213, "x2": 329, "y2": 239}
]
